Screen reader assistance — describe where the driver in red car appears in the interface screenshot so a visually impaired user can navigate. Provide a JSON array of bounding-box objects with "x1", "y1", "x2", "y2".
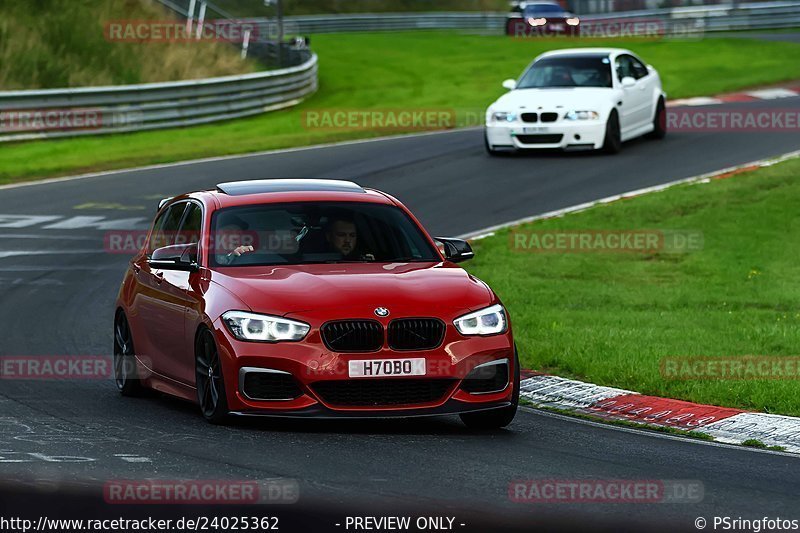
[{"x1": 325, "y1": 216, "x2": 374, "y2": 260}]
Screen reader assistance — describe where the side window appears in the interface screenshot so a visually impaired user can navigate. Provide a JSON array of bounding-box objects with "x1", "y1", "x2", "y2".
[
  {"x1": 148, "y1": 203, "x2": 187, "y2": 254},
  {"x1": 615, "y1": 55, "x2": 633, "y2": 81},
  {"x1": 630, "y1": 56, "x2": 649, "y2": 79},
  {"x1": 177, "y1": 203, "x2": 203, "y2": 262}
]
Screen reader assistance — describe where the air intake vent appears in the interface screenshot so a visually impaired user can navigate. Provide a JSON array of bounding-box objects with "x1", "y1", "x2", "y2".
[
  {"x1": 321, "y1": 320, "x2": 384, "y2": 352},
  {"x1": 388, "y1": 318, "x2": 446, "y2": 351}
]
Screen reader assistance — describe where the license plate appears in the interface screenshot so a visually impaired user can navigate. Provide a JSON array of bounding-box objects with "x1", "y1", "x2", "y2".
[
  {"x1": 520, "y1": 126, "x2": 551, "y2": 134},
  {"x1": 348, "y1": 358, "x2": 426, "y2": 378},
  {"x1": 551, "y1": 23, "x2": 565, "y2": 30}
]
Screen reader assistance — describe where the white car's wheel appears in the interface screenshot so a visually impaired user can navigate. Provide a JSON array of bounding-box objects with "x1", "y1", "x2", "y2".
[
  {"x1": 602, "y1": 110, "x2": 622, "y2": 154},
  {"x1": 648, "y1": 98, "x2": 667, "y2": 140},
  {"x1": 484, "y1": 130, "x2": 501, "y2": 156}
]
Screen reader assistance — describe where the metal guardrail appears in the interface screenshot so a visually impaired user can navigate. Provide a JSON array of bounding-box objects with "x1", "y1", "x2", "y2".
[
  {"x1": 281, "y1": 1, "x2": 800, "y2": 32},
  {"x1": 0, "y1": 54, "x2": 318, "y2": 142}
]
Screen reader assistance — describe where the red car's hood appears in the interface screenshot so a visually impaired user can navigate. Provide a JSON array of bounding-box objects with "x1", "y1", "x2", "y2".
[{"x1": 211, "y1": 262, "x2": 494, "y2": 318}]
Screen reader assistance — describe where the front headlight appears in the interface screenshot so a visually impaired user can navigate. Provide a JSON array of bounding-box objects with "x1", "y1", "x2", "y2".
[
  {"x1": 454, "y1": 304, "x2": 507, "y2": 336},
  {"x1": 492, "y1": 111, "x2": 517, "y2": 123},
  {"x1": 565, "y1": 110, "x2": 600, "y2": 120},
  {"x1": 222, "y1": 311, "x2": 310, "y2": 342}
]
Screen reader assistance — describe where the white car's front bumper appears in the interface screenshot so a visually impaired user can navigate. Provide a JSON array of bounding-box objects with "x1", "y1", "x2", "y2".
[{"x1": 485, "y1": 120, "x2": 606, "y2": 151}]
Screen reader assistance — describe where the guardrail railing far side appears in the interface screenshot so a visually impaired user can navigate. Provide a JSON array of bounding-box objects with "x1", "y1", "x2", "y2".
[
  {"x1": 280, "y1": 1, "x2": 800, "y2": 32},
  {"x1": 0, "y1": 54, "x2": 317, "y2": 143}
]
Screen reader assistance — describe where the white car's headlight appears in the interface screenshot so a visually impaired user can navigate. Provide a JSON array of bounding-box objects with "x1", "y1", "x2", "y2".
[
  {"x1": 222, "y1": 311, "x2": 310, "y2": 342},
  {"x1": 454, "y1": 304, "x2": 507, "y2": 336},
  {"x1": 565, "y1": 110, "x2": 600, "y2": 120},
  {"x1": 492, "y1": 111, "x2": 517, "y2": 123}
]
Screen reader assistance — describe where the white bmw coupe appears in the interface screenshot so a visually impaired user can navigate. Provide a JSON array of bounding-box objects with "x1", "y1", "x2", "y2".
[{"x1": 484, "y1": 48, "x2": 666, "y2": 154}]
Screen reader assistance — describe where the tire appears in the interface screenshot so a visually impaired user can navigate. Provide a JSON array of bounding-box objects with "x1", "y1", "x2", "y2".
[
  {"x1": 114, "y1": 311, "x2": 143, "y2": 396},
  {"x1": 602, "y1": 110, "x2": 622, "y2": 154},
  {"x1": 647, "y1": 98, "x2": 667, "y2": 140},
  {"x1": 459, "y1": 347, "x2": 520, "y2": 430},
  {"x1": 195, "y1": 328, "x2": 229, "y2": 424},
  {"x1": 484, "y1": 130, "x2": 500, "y2": 156}
]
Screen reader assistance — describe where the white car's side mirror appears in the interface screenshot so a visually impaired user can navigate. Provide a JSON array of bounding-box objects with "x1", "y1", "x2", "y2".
[
  {"x1": 621, "y1": 76, "x2": 636, "y2": 88},
  {"x1": 502, "y1": 79, "x2": 517, "y2": 91}
]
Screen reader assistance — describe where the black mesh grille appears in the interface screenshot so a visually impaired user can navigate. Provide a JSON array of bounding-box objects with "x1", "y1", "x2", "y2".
[
  {"x1": 312, "y1": 379, "x2": 455, "y2": 407},
  {"x1": 516, "y1": 134, "x2": 563, "y2": 144},
  {"x1": 242, "y1": 371, "x2": 303, "y2": 401},
  {"x1": 540, "y1": 112, "x2": 559, "y2": 122},
  {"x1": 521, "y1": 112, "x2": 538, "y2": 123},
  {"x1": 321, "y1": 320, "x2": 384, "y2": 352},
  {"x1": 460, "y1": 362, "x2": 510, "y2": 394},
  {"x1": 388, "y1": 318, "x2": 446, "y2": 351}
]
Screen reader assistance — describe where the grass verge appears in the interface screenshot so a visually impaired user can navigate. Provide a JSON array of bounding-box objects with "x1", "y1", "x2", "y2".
[
  {"x1": 467, "y1": 157, "x2": 800, "y2": 416},
  {"x1": 3, "y1": 32, "x2": 800, "y2": 183}
]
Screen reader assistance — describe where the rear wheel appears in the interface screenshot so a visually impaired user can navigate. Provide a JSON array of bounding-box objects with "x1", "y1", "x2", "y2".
[
  {"x1": 114, "y1": 311, "x2": 142, "y2": 396},
  {"x1": 648, "y1": 98, "x2": 667, "y2": 139},
  {"x1": 459, "y1": 348, "x2": 520, "y2": 430},
  {"x1": 195, "y1": 328, "x2": 229, "y2": 424}
]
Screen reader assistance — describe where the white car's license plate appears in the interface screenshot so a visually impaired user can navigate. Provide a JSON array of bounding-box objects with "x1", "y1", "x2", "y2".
[
  {"x1": 520, "y1": 127, "x2": 551, "y2": 134},
  {"x1": 348, "y1": 358, "x2": 426, "y2": 378}
]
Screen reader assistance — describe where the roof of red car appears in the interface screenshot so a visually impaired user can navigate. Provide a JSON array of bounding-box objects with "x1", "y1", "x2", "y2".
[{"x1": 186, "y1": 179, "x2": 397, "y2": 210}]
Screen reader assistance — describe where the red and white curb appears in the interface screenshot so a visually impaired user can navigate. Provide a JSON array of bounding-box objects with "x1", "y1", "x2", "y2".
[
  {"x1": 668, "y1": 85, "x2": 800, "y2": 107},
  {"x1": 520, "y1": 374, "x2": 800, "y2": 453}
]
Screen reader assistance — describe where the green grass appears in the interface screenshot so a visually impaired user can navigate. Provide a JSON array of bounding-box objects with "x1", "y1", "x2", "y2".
[
  {"x1": 0, "y1": 0, "x2": 255, "y2": 89},
  {"x1": 466, "y1": 157, "x2": 800, "y2": 416},
  {"x1": 3, "y1": 32, "x2": 800, "y2": 183}
]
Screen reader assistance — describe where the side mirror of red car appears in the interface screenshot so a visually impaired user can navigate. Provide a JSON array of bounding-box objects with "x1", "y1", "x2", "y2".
[
  {"x1": 149, "y1": 243, "x2": 199, "y2": 272},
  {"x1": 435, "y1": 237, "x2": 474, "y2": 263}
]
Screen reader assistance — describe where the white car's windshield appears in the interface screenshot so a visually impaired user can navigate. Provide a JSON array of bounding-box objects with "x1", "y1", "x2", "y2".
[{"x1": 517, "y1": 55, "x2": 613, "y2": 89}]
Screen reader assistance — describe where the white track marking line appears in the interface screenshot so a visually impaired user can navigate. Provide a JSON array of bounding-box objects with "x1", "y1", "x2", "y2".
[{"x1": 746, "y1": 88, "x2": 800, "y2": 99}]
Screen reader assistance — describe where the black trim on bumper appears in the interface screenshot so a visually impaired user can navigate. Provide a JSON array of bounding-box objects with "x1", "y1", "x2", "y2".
[{"x1": 229, "y1": 399, "x2": 512, "y2": 419}]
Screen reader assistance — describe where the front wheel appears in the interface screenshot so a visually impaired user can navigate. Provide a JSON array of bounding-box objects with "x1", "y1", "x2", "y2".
[
  {"x1": 459, "y1": 348, "x2": 520, "y2": 430},
  {"x1": 601, "y1": 110, "x2": 622, "y2": 154},
  {"x1": 648, "y1": 98, "x2": 667, "y2": 140},
  {"x1": 195, "y1": 328, "x2": 229, "y2": 424},
  {"x1": 114, "y1": 311, "x2": 143, "y2": 396},
  {"x1": 484, "y1": 130, "x2": 500, "y2": 156}
]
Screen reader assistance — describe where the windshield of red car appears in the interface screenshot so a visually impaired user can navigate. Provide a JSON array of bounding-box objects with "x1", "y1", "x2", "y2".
[{"x1": 209, "y1": 201, "x2": 441, "y2": 267}]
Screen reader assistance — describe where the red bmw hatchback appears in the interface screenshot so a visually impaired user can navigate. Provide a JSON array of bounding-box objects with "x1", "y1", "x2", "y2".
[{"x1": 114, "y1": 179, "x2": 519, "y2": 427}]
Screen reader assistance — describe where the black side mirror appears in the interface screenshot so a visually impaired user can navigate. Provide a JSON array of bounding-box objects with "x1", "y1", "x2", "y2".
[
  {"x1": 148, "y1": 243, "x2": 199, "y2": 272},
  {"x1": 435, "y1": 237, "x2": 474, "y2": 263}
]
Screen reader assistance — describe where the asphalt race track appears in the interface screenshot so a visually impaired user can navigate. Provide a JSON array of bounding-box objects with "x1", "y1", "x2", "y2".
[{"x1": 1, "y1": 97, "x2": 799, "y2": 531}]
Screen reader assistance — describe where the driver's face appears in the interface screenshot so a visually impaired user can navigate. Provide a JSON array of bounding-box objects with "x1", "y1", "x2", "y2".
[{"x1": 328, "y1": 220, "x2": 357, "y2": 256}]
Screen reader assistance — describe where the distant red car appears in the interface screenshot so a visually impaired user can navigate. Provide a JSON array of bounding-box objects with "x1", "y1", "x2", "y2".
[
  {"x1": 114, "y1": 179, "x2": 519, "y2": 428},
  {"x1": 506, "y1": 2, "x2": 581, "y2": 36}
]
